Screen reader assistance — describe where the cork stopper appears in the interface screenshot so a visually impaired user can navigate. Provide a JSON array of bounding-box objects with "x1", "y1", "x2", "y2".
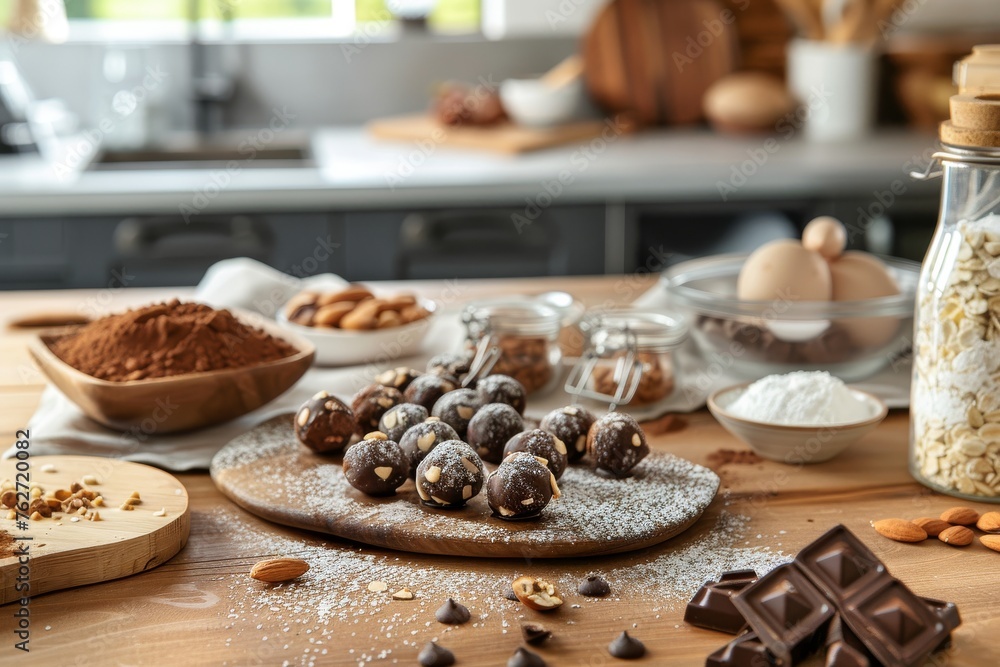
[{"x1": 941, "y1": 44, "x2": 1000, "y2": 148}]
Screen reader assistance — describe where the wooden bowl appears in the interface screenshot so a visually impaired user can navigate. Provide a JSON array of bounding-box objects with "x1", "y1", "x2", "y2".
[
  {"x1": 707, "y1": 382, "x2": 887, "y2": 464},
  {"x1": 28, "y1": 312, "x2": 315, "y2": 435}
]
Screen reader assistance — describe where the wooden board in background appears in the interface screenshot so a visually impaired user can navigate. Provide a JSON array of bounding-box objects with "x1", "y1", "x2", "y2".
[
  {"x1": 367, "y1": 114, "x2": 609, "y2": 154},
  {"x1": 211, "y1": 415, "x2": 720, "y2": 559},
  {"x1": 0, "y1": 456, "x2": 190, "y2": 604}
]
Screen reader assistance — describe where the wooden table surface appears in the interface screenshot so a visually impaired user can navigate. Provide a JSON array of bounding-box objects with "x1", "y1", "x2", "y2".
[{"x1": 1, "y1": 277, "x2": 998, "y2": 667}]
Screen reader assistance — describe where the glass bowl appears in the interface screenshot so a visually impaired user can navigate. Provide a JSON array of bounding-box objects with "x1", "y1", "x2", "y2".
[{"x1": 661, "y1": 253, "x2": 919, "y2": 381}]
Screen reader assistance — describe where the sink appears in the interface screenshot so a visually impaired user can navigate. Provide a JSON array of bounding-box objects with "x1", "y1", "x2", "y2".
[{"x1": 87, "y1": 143, "x2": 313, "y2": 171}]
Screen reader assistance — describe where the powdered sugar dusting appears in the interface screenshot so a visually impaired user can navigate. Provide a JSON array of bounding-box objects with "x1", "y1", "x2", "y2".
[{"x1": 211, "y1": 415, "x2": 721, "y2": 557}]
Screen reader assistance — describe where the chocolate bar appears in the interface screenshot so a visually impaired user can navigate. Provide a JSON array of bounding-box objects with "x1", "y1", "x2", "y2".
[
  {"x1": 705, "y1": 631, "x2": 778, "y2": 667},
  {"x1": 685, "y1": 570, "x2": 758, "y2": 635}
]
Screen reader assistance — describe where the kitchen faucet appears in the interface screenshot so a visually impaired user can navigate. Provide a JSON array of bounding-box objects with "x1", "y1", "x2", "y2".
[{"x1": 188, "y1": 0, "x2": 236, "y2": 137}]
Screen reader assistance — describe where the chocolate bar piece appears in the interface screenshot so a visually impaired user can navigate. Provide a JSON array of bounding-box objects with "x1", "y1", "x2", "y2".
[
  {"x1": 826, "y1": 641, "x2": 872, "y2": 667},
  {"x1": 705, "y1": 631, "x2": 778, "y2": 667},
  {"x1": 686, "y1": 570, "x2": 758, "y2": 635},
  {"x1": 795, "y1": 525, "x2": 887, "y2": 603},
  {"x1": 732, "y1": 563, "x2": 834, "y2": 665},
  {"x1": 845, "y1": 580, "x2": 948, "y2": 667}
]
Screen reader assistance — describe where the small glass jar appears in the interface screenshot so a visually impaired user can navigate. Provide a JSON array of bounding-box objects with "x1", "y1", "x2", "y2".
[
  {"x1": 461, "y1": 300, "x2": 562, "y2": 395},
  {"x1": 910, "y1": 69, "x2": 1000, "y2": 501},
  {"x1": 566, "y1": 308, "x2": 688, "y2": 411}
]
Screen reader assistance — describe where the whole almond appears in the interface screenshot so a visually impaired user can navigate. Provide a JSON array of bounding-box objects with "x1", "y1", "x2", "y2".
[
  {"x1": 913, "y1": 517, "x2": 951, "y2": 537},
  {"x1": 940, "y1": 507, "x2": 980, "y2": 526},
  {"x1": 976, "y1": 511, "x2": 1000, "y2": 534},
  {"x1": 938, "y1": 525, "x2": 974, "y2": 547},
  {"x1": 249, "y1": 558, "x2": 309, "y2": 583},
  {"x1": 981, "y1": 535, "x2": 1000, "y2": 553},
  {"x1": 871, "y1": 519, "x2": 927, "y2": 543}
]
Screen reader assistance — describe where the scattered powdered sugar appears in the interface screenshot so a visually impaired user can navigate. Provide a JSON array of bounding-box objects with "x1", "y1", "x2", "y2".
[
  {"x1": 726, "y1": 371, "x2": 871, "y2": 425},
  {"x1": 211, "y1": 416, "x2": 721, "y2": 557}
]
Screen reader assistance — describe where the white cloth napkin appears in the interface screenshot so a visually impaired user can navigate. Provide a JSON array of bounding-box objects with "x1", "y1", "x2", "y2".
[{"x1": 5, "y1": 260, "x2": 910, "y2": 471}]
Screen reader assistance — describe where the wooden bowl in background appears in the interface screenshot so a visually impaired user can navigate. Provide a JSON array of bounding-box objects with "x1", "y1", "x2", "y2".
[{"x1": 28, "y1": 312, "x2": 315, "y2": 435}]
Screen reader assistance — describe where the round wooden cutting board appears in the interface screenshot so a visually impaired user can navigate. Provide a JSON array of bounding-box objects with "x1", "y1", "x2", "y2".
[
  {"x1": 211, "y1": 415, "x2": 720, "y2": 559},
  {"x1": 0, "y1": 456, "x2": 190, "y2": 605}
]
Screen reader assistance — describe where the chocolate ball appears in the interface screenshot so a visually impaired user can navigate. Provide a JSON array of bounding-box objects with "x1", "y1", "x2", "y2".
[
  {"x1": 342, "y1": 432, "x2": 409, "y2": 496},
  {"x1": 351, "y1": 384, "x2": 403, "y2": 434},
  {"x1": 587, "y1": 412, "x2": 649, "y2": 478},
  {"x1": 476, "y1": 374, "x2": 527, "y2": 415},
  {"x1": 426, "y1": 352, "x2": 473, "y2": 380},
  {"x1": 466, "y1": 403, "x2": 524, "y2": 464},
  {"x1": 404, "y1": 374, "x2": 458, "y2": 412},
  {"x1": 539, "y1": 405, "x2": 596, "y2": 463},
  {"x1": 294, "y1": 391, "x2": 356, "y2": 454},
  {"x1": 415, "y1": 441, "x2": 485, "y2": 508},
  {"x1": 398, "y1": 417, "x2": 460, "y2": 478},
  {"x1": 375, "y1": 366, "x2": 423, "y2": 393},
  {"x1": 503, "y1": 428, "x2": 568, "y2": 480},
  {"x1": 378, "y1": 403, "x2": 429, "y2": 443},
  {"x1": 431, "y1": 388, "x2": 483, "y2": 437},
  {"x1": 486, "y1": 452, "x2": 560, "y2": 520}
]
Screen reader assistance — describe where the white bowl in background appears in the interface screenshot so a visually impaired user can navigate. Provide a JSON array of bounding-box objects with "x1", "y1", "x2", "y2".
[
  {"x1": 707, "y1": 382, "x2": 888, "y2": 464},
  {"x1": 499, "y1": 78, "x2": 583, "y2": 127},
  {"x1": 277, "y1": 297, "x2": 437, "y2": 367}
]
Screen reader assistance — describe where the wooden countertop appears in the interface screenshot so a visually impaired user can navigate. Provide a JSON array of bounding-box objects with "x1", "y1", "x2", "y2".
[{"x1": 1, "y1": 277, "x2": 997, "y2": 666}]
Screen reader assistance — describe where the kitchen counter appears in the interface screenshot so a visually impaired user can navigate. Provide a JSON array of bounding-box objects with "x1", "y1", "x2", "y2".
[
  {"x1": 0, "y1": 128, "x2": 941, "y2": 216},
  {"x1": 1, "y1": 277, "x2": 997, "y2": 666}
]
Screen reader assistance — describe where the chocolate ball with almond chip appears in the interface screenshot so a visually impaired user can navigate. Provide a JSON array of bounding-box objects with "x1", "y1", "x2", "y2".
[
  {"x1": 502, "y1": 428, "x2": 568, "y2": 480},
  {"x1": 486, "y1": 452, "x2": 560, "y2": 520},
  {"x1": 404, "y1": 374, "x2": 457, "y2": 412},
  {"x1": 342, "y1": 432, "x2": 409, "y2": 496},
  {"x1": 375, "y1": 366, "x2": 423, "y2": 393},
  {"x1": 431, "y1": 388, "x2": 483, "y2": 438},
  {"x1": 351, "y1": 383, "x2": 403, "y2": 435},
  {"x1": 476, "y1": 374, "x2": 527, "y2": 415},
  {"x1": 398, "y1": 417, "x2": 460, "y2": 478},
  {"x1": 587, "y1": 412, "x2": 649, "y2": 477},
  {"x1": 539, "y1": 405, "x2": 596, "y2": 463},
  {"x1": 294, "y1": 391, "x2": 356, "y2": 454},
  {"x1": 377, "y1": 402, "x2": 428, "y2": 443},
  {"x1": 467, "y1": 403, "x2": 524, "y2": 464},
  {"x1": 415, "y1": 441, "x2": 484, "y2": 508}
]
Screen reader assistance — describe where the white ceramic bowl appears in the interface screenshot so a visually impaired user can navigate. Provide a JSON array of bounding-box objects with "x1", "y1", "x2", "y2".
[
  {"x1": 277, "y1": 297, "x2": 436, "y2": 367},
  {"x1": 707, "y1": 383, "x2": 888, "y2": 464},
  {"x1": 499, "y1": 78, "x2": 582, "y2": 127}
]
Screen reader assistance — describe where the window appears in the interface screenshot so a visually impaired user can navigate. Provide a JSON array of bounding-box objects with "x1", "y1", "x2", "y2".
[{"x1": 0, "y1": 0, "x2": 479, "y2": 33}]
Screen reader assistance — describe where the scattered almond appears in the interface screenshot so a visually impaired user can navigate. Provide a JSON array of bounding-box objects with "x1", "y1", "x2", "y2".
[
  {"x1": 391, "y1": 588, "x2": 415, "y2": 600},
  {"x1": 81, "y1": 475, "x2": 100, "y2": 485},
  {"x1": 40, "y1": 464, "x2": 56, "y2": 473},
  {"x1": 512, "y1": 576, "x2": 564, "y2": 611},
  {"x1": 938, "y1": 525, "x2": 974, "y2": 547},
  {"x1": 367, "y1": 580, "x2": 388, "y2": 592},
  {"x1": 153, "y1": 508, "x2": 166, "y2": 517},
  {"x1": 981, "y1": 535, "x2": 1000, "y2": 553},
  {"x1": 249, "y1": 558, "x2": 309, "y2": 583},
  {"x1": 912, "y1": 517, "x2": 951, "y2": 537},
  {"x1": 976, "y1": 511, "x2": 1000, "y2": 534},
  {"x1": 871, "y1": 518, "x2": 927, "y2": 543},
  {"x1": 940, "y1": 507, "x2": 979, "y2": 526}
]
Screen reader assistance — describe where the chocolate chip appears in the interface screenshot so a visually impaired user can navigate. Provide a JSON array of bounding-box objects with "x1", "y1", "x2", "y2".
[
  {"x1": 504, "y1": 587, "x2": 519, "y2": 601},
  {"x1": 435, "y1": 598, "x2": 471, "y2": 625},
  {"x1": 418, "y1": 641, "x2": 455, "y2": 667},
  {"x1": 521, "y1": 622, "x2": 552, "y2": 646},
  {"x1": 507, "y1": 647, "x2": 546, "y2": 667},
  {"x1": 578, "y1": 574, "x2": 611, "y2": 597},
  {"x1": 608, "y1": 631, "x2": 646, "y2": 659}
]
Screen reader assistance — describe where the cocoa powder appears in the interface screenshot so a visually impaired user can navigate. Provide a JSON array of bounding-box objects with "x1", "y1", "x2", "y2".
[
  {"x1": 49, "y1": 300, "x2": 298, "y2": 381},
  {"x1": 0, "y1": 529, "x2": 13, "y2": 559}
]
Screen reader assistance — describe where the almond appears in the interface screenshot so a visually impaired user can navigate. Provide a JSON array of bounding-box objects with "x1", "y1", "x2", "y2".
[
  {"x1": 981, "y1": 535, "x2": 1000, "y2": 553},
  {"x1": 512, "y1": 576, "x2": 563, "y2": 611},
  {"x1": 940, "y1": 507, "x2": 980, "y2": 526},
  {"x1": 976, "y1": 511, "x2": 1000, "y2": 534},
  {"x1": 249, "y1": 558, "x2": 309, "y2": 583},
  {"x1": 913, "y1": 517, "x2": 951, "y2": 537},
  {"x1": 938, "y1": 525, "x2": 974, "y2": 547},
  {"x1": 871, "y1": 519, "x2": 927, "y2": 543}
]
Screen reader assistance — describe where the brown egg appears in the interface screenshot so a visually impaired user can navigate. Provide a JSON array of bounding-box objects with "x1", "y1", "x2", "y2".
[
  {"x1": 829, "y1": 251, "x2": 901, "y2": 348},
  {"x1": 703, "y1": 72, "x2": 797, "y2": 134},
  {"x1": 737, "y1": 240, "x2": 832, "y2": 303},
  {"x1": 802, "y1": 216, "x2": 847, "y2": 260}
]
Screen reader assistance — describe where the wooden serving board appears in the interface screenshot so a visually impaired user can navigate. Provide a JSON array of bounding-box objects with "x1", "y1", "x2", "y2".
[
  {"x1": 0, "y1": 456, "x2": 190, "y2": 604},
  {"x1": 367, "y1": 114, "x2": 609, "y2": 154},
  {"x1": 211, "y1": 415, "x2": 720, "y2": 558}
]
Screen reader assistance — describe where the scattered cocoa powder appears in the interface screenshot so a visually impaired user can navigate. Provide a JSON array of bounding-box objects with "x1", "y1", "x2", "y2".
[
  {"x1": 640, "y1": 414, "x2": 686, "y2": 436},
  {"x1": 0, "y1": 529, "x2": 14, "y2": 559},
  {"x1": 49, "y1": 300, "x2": 298, "y2": 381},
  {"x1": 706, "y1": 448, "x2": 763, "y2": 468}
]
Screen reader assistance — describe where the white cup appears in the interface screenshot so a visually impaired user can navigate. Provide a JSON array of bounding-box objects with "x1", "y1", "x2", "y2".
[{"x1": 787, "y1": 39, "x2": 877, "y2": 142}]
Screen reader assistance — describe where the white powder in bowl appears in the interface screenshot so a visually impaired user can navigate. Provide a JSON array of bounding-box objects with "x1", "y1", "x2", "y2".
[{"x1": 725, "y1": 371, "x2": 870, "y2": 426}]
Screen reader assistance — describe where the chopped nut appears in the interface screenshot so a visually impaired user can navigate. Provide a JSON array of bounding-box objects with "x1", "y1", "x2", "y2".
[
  {"x1": 153, "y1": 508, "x2": 166, "y2": 517},
  {"x1": 512, "y1": 576, "x2": 563, "y2": 611},
  {"x1": 88, "y1": 512, "x2": 101, "y2": 522},
  {"x1": 30, "y1": 511, "x2": 43, "y2": 521},
  {"x1": 76, "y1": 507, "x2": 87, "y2": 515},
  {"x1": 70, "y1": 482, "x2": 82, "y2": 493},
  {"x1": 81, "y1": 475, "x2": 100, "y2": 485},
  {"x1": 40, "y1": 464, "x2": 57, "y2": 473},
  {"x1": 53, "y1": 489, "x2": 71, "y2": 501},
  {"x1": 391, "y1": 588, "x2": 415, "y2": 600},
  {"x1": 424, "y1": 466, "x2": 442, "y2": 484},
  {"x1": 29, "y1": 487, "x2": 42, "y2": 498},
  {"x1": 69, "y1": 517, "x2": 80, "y2": 523},
  {"x1": 129, "y1": 491, "x2": 141, "y2": 501},
  {"x1": 92, "y1": 496, "x2": 104, "y2": 507},
  {"x1": 367, "y1": 580, "x2": 388, "y2": 592},
  {"x1": 6, "y1": 510, "x2": 15, "y2": 520},
  {"x1": 45, "y1": 498, "x2": 61, "y2": 511},
  {"x1": 119, "y1": 503, "x2": 134, "y2": 511},
  {"x1": 0, "y1": 490, "x2": 16, "y2": 508}
]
